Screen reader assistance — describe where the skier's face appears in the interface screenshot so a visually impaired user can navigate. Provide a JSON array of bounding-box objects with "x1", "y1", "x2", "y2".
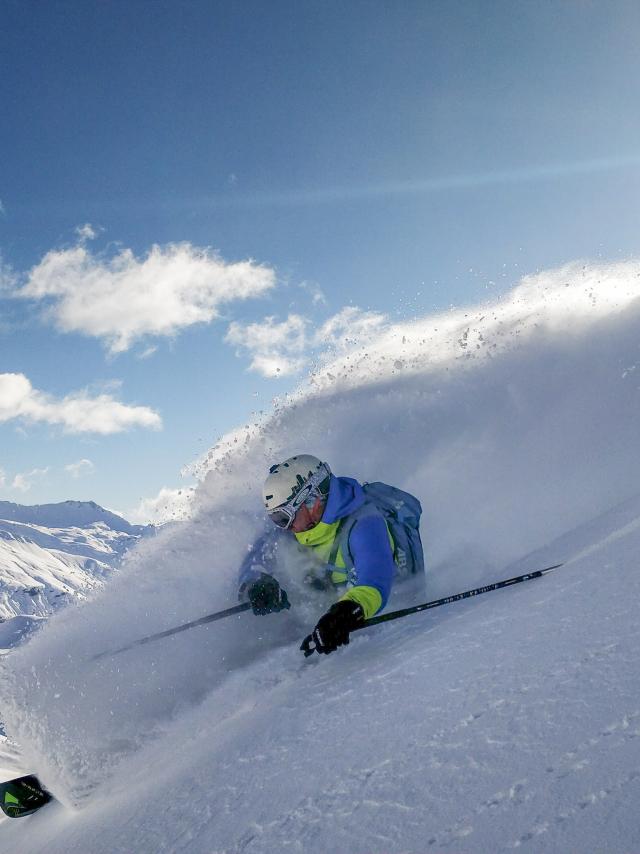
[{"x1": 290, "y1": 495, "x2": 325, "y2": 533}]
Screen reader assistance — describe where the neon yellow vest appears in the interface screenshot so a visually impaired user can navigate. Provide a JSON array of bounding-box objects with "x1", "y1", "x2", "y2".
[
  {"x1": 294, "y1": 519, "x2": 392, "y2": 618},
  {"x1": 295, "y1": 521, "x2": 348, "y2": 584}
]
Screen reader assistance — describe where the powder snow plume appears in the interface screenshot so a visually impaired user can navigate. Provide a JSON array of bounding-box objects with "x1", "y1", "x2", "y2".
[{"x1": 1, "y1": 259, "x2": 640, "y2": 806}]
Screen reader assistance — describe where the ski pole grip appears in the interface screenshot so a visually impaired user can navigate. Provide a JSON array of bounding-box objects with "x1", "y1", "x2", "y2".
[{"x1": 300, "y1": 634, "x2": 317, "y2": 657}]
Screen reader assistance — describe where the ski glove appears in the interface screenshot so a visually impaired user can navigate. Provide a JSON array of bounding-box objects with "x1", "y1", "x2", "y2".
[
  {"x1": 247, "y1": 573, "x2": 290, "y2": 616},
  {"x1": 304, "y1": 600, "x2": 364, "y2": 655}
]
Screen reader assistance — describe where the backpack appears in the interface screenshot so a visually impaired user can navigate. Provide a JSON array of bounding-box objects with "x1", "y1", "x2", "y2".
[{"x1": 332, "y1": 481, "x2": 424, "y2": 577}]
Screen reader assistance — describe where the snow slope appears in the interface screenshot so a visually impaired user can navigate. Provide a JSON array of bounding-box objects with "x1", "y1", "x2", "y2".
[
  {"x1": 1, "y1": 260, "x2": 640, "y2": 852},
  {"x1": 0, "y1": 503, "x2": 154, "y2": 787}
]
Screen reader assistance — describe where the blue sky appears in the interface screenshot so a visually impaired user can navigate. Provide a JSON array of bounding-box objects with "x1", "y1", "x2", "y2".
[{"x1": 1, "y1": 0, "x2": 639, "y2": 520}]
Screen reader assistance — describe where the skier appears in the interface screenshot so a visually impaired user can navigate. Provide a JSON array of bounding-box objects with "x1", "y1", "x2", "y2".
[{"x1": 238, "y1": 455, "x2": 424, "y2": 655}]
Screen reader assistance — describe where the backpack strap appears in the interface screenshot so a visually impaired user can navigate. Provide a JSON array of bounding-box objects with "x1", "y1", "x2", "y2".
[
  {"x1": 328, "y1": 516, "x2": 350, "y2": 566},
  {"x1": 330, "y1": 503, "x2": 380, "y2": 571}
]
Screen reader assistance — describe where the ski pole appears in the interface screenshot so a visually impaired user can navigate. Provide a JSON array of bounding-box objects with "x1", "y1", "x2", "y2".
[
  {"x1": 92, "y1": 602, "x2": 252, "y2": 661},
  {"x1": 301, "y1": 563, "x2": 563, "y2": 657}
]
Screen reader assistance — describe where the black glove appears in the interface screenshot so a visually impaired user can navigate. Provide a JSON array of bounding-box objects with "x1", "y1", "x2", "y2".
[
  {"x1": 303, "y1": 600, "x2": 364, "y2": 655},
  {"x1": 247, "y1": 573, "x2": 290, "y2": 616}
]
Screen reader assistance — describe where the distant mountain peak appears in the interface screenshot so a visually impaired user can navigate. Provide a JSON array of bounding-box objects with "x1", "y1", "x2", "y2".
[{"x1": 0, "y1": 500, "x2": 149, "y2": 535}]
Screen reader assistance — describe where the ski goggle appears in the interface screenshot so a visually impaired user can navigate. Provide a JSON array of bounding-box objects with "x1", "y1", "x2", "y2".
[{"x1": 268, "y1": 470, "x2": 330, "y2": 530}]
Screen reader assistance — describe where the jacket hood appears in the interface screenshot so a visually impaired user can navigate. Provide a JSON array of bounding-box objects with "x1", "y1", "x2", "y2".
[{"x1": 321, "y1": 475, "x2": 365, "y2": 524}]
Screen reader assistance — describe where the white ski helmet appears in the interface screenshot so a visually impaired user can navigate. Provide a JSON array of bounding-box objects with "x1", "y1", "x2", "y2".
[{"x1": 262, "y1": 454, "x2": 331, "y2": 513}]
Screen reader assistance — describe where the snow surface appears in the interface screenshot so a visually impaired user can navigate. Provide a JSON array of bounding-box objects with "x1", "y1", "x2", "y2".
[{"x1": 2, "y1": 260, "x2": 640, "y2": 852}]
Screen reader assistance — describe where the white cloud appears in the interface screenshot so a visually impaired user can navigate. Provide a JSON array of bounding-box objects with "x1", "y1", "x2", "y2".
[
  {"x1": 248, "y1": 354, "x2": 300, "y2": 377},
  {"x1": 138, "y1": 345, "x2": 158, "y2": 360},
  {"x1": 65, "y1": 458, "x2": 96, "y2": 478},
  {"x1": 15, "y1": 240, "x2": 276, "y2": 354},
  {"x1": 12, "y1": 467, "x2": 49, "y2": 493},
  {"x1": 299, "y1": 280, "x2": 327, "y2": 306},
  {"x1": 0, "y1": 467, "x2": 5, "y2": 487},
  {"x1": 75, "y1": 222, "x2": 99, "y2": 242},
  {"x1": 128, "y1": 485, "x2": 196, "y2": 525},
  {"x1": 225, "y1": 307, "x2": 387, "y2": 378},
  {"x1": 0, "y1": 198, "x2": 6, "y2": 217},
  {"x1": 0, "y1": 257, "x2": 17, "y2": 292},
  {"x1": 225, "y1": 314, "x2": 308, "y2": 377},
  {"x1": 0, "y1": 372, "x2": 162, "y2": 434},
  {"x1": 209, "y1": 154, "x2": 640, "y2": 208}
]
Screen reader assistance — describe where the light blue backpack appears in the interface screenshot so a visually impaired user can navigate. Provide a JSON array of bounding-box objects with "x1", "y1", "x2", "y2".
[{"x1": 331, "y1": 481, "x2": 425, "y2": 577}]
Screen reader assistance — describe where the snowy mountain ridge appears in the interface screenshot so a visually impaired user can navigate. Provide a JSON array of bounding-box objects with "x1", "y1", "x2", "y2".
[
  {"x1": 0, "y1": 499, "x2": 149, "y2": 535},
  {"x1": 0, "y1": 500, "x2": 153, "y2": 630}
]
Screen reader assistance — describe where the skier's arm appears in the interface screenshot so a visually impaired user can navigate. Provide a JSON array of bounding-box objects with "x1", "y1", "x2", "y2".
[
  {"x1": 339, "y1": 515, "x2": 395, "y2": 619},
  {"x1": 237, "y1": 529, "x2": 280, "y2": 598},
  {"x1": 238, "y1": 529, "x2": 290, "y2": 615}
]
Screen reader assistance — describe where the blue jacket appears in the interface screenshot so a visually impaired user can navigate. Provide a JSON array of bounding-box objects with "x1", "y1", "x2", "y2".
[{"x1": 238, "y1": 475, "x2": 396, "y2": 618}]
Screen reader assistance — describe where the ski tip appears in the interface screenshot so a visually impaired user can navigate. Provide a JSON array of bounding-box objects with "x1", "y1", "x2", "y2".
[{"x1": 0, "y1": 774, "x2": 53, "y2": 818}]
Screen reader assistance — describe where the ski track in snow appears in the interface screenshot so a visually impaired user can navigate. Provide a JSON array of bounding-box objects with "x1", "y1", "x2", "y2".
[
  {"x1": 4, "y1": 518, "x2": 640, "y2": 853},
  {"x1": 2, "y1": 260, "x2": 640, "y2": 852}
]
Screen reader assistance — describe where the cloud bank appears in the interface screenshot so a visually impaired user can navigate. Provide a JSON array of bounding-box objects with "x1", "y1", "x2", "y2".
[
  {"x1": 0, "y1": 373, "x2": 161, "y2": 434},
  {"x1": 15, "y1": 239, "x2": 276, "y2": 354}
]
